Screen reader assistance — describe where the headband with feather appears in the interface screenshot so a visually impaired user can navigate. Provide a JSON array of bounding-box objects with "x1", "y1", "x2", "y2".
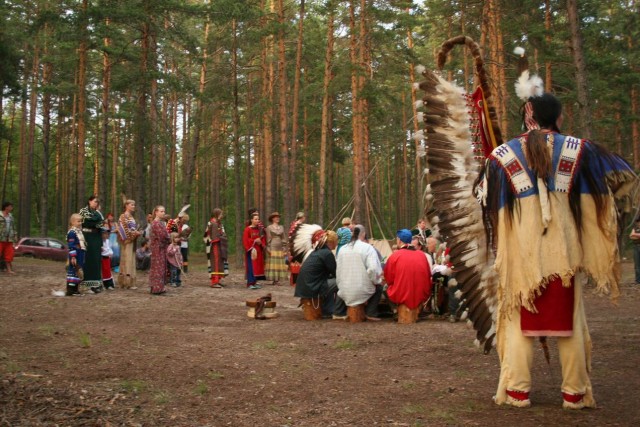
[
  {"x1": 289, "y1": 223, "x2": 323, "y2": 264},
  {"x1": 513, "y1": 47, "x2": 544, "y2": 131},
  {"x1": 177, "y1": 204, "x2": 191, "y2": 218}
]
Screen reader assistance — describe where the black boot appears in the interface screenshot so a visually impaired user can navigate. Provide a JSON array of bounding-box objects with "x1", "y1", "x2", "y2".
[{"x1": 66, "y1": 284, "x2": 80, "y2": 296}]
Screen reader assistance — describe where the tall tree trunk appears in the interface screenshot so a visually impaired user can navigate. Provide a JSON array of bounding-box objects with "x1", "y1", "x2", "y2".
[
  {"x1": 318, "y1": 2, "x2": 335, "y2": 226},
  {"x1": 358, "y1": 0, "x2": 370, "y2": 232},
  {"x1": 149, "y1": 33, "x2": 160, "y2": 207},
  {"x1": 1, "y1": 102, "x2": 17, "y2": 203},
  {"x1": 183, "y1": 21, "x2": 209, "y2": 206},
  {"x1": 101, "y1": 19, "x2": 112, "y2": 212},
  {"x1": 544, "y1": 0, "x2": 553, "y2": 92},
  {"x1": 407, "y1": 18, "x2": 418, "y2": 226},
  {"x1": 40, "y1": 28, "x2": 52, "y2": 236},
  {"x1": 134, "y1": 22, "x2": 150, "y2": 216},
  {"x1": 566, "y1": 0, "x2": 592, "y2": 138},
  {"x1": 277, "y1": 0, "x2": 289, "y2": 217},
  {"x1": 632, "y1": 86, "x2": 639, "y2": 169},
  {"x1": 19, "y1": 43, "x2": 39, "y2": 237},
  {"x1": 349, "y1": 0, "x2": 363, "y2": 225},
  {"x1": 77, "y1": 0, "x2": 88, "y2": 205},
  {"x1": 303, "y1": 105, "x2": 310, "y2": 216},
  {"x1": 262, "y1": 0, "x2": 276, "y2": 215},
  {"x1": 288, "y1": 0, "x2": 306, "y2": 221},
  {"x1": 232, "y1": 19, "x2": 244, "y2": 264}
]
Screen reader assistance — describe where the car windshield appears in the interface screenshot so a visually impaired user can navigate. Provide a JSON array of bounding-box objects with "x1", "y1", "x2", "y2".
[{"x1": 48, "y1": 240, "x2": 64, "y2": 249}]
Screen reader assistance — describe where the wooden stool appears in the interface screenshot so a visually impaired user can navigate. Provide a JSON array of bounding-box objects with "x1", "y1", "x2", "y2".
[
  {"x1": 397, "y1": 304, "x2": 419, "y2": 324},
  {"x1": 246, "y1": 300, "x2": 279, "y2": 319},
  {"x1": 300, "y1": 297, "x2": 323, "y2": 320},
  {"x1": 347, "y1": 304, "x2": 366, "y2": 323}
]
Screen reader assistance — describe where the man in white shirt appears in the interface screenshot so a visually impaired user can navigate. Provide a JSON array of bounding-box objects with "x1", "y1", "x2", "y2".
[{"x1": 336, "y1": 225, "x2": 383, "y2": 321}]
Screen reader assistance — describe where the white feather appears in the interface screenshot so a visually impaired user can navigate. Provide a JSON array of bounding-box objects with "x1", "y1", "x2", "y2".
[
  {"x1": 515, "y1": 70, "x2": 544, "y2": 101},
  {"x1": 415, "y1": 64, "x2": 426, "y2": 75},
  {"x1": 414, "y1": 100, "x2": 424, "y2": 109},
  {"x1": 412, "y1": 82, "x2": 420, "y2": 90},
  {"x1": 416, "y1": 112, "x2": 424, "y2": 122},
  {"x1": 513, "y1": 46, "x2": 525, "y2": 56}
]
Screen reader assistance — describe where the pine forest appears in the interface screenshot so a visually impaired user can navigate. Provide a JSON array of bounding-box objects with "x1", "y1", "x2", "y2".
[{"x1": 1, "y1": 0, "x2": 639, "y2": 260}]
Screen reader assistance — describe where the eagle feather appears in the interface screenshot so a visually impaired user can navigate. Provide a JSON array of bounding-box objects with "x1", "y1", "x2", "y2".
[{"x1": 418, "y1": 65, "x2": 499, "y2": 353}]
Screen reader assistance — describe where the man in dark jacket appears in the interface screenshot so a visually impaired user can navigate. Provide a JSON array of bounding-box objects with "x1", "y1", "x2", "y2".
[{"x1": 294, "y1": 230, "x2": 339, "y2": 317}]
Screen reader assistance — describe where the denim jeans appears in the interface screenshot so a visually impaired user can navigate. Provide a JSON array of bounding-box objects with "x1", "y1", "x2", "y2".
[{"x1": 169, "y1": 265, "x2": 182, "y2": 286}]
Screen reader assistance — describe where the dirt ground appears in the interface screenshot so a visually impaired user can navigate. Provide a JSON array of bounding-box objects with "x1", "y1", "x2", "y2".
[{"x1": 1, "y1": 256, "x2": 639, "y2": 427}]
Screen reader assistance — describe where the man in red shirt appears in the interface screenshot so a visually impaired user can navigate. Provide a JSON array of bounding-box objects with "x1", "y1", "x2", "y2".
[{"x1": 384, "y1": 229, "x2": 432, "y2": 310}]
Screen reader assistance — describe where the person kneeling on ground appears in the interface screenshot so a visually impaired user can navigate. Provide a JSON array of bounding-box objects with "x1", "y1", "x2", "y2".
[{"x1": 336, "y1": 225, "x2": 383, "y2": 321}]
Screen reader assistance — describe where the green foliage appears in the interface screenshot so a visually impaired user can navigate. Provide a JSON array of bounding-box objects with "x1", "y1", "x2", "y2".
[
  {"x1": 1, "y1": 0, "x2": 638, "y2": 239},
  {"x1": 120, "y1": 379, "x2": 147, "y2": 394}
]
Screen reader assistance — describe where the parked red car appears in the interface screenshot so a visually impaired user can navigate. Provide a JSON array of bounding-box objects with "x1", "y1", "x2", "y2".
[{"x1": 13, "y1": 237, "x2": 68, "y2": 262}]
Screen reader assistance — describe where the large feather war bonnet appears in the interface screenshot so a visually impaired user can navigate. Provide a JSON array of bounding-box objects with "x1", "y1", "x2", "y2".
[{"x1": 414, "y1": 36, "x2": 502, "y2": 353}]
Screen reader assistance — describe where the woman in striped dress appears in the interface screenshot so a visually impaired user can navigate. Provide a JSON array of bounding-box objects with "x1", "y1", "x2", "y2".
[{"x1": 265, "y1": 212, "x2": 288, "y2": 285}]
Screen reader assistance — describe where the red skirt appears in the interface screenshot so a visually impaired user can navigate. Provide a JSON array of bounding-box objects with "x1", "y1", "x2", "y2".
[
  {"x1": 101, "y1": 256, "x2": 113, "y2": 280},
  {"x1": 520, "y1": 276, "x2": 574, "y2": 337}
]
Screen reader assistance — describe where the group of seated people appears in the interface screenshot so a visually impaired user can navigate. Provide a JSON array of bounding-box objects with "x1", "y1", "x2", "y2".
[
  {"x1": 294, "y1": 217, "x2": 459, "y2": 322},
  {"x1": 135, "y1": 240, "x2": 151, "y2": 271}
]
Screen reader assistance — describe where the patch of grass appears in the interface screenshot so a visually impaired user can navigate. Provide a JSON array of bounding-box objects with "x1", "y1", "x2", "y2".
[
  {"x1": 153, "y1": 390, "x2": 170, "y2": 404},
  {"x1": 194, "y1": 380, "x2": 209, "y2": 396},
  {"x1": 100, "y1": 336, "x2": 112, "y2": 345},
  {"x1": 264, "y1": 339, "x2": 278, "y2": 349},
  {"x1": 254, "y1": 339, "x2": 279, "y2": 350},
  {"x1": 4, "y1": 361, "x2": 20, "y2": 373},
  {"x1": 38, "y1": 325, "x2": 55, "y2": 337},
  {"x1": 401, "y1": 403, "x2": 426, "y2": 415},
  {"x1": 427, "y1": 408, "x2": 456, "y2": 423},
  {"x1": 207, "y1": 371, "x2": 224, "y2": 380},
  {"x1": 402, "y1": 381, "x2": 416, "y2": 390},
  {"x1": 78, "y1": 332, "x2": 91, "y2": 348},
  {"x1": 334, "y1": 339, "x2": 356, "y2": 350},
  {"x1": 120, "y1": 379, "x2": 147, "y2": 394}
]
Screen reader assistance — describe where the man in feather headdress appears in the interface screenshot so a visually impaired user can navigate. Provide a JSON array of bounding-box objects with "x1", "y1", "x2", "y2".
[
  {"x1": 293, "y1": 228, "x2": 339, "y2": 317},
  {"x1": 476, "y1": 74, "x2": 638, "y2": 408}
]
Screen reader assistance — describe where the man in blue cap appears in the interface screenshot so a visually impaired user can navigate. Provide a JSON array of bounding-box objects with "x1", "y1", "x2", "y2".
[{"x1": 383, "y1": 229, "x2": 432, "y2": 313}]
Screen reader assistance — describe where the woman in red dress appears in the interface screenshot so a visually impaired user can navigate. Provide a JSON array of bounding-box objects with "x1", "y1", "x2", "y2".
[
  {"x1": 149, "y1": 205, "x2": 171, "y2": 295},
  {"x1": 243, "y1": 213, "x2": 266, "y2": 289}
]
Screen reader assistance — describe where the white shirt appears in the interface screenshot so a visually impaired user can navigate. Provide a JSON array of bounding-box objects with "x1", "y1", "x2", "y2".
[
  {"x1": 336, "y1": 240, "x2": 382, "y2": 306},
  {"x1": 180, "y1": 224, "x2": 190, "y2": 248},
  {"x1": 101, "y1": 238, "x2": 113, "y2": 257}
]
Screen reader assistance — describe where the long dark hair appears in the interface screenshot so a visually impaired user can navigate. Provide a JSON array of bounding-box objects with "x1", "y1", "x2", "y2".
[{"x1": 476, "y1": 93, "x2": 617, "y2": 247}]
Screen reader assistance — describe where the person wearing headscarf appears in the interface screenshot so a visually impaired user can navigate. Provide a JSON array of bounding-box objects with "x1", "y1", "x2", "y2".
[
  {"x1": 336, "y1": 225, "x2": 383, "y2": 321},
  {"x1": 475, "y1": 83, "x2": 637, "y2": 409},
  {"x1": 336, "y1": 217, "x2": 354, "y2": 255}
]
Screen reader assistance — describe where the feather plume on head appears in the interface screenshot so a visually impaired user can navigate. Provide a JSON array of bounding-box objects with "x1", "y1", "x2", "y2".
[
  {"x1": 513, "y1": 47, "x2": 544, "y2": 102},
  {"x1": 177, "y1": 204, "x2": 191, "y2": 218},
  {"x1": 289, "y1": 223, "x2": 323, "y2": 264},
  {"x1": 513, "y1": 48, "x2": 544, "y2": 131}
]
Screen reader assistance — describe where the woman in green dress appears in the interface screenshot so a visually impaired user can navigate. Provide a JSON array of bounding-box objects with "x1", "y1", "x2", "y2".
[{"x1": 79, "y1": 195, "x2": 105, "y2": 293}]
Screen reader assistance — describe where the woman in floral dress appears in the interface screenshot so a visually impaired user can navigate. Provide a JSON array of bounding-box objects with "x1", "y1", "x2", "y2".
[{"x1": 149, "y1": 205, "x2": 170, "y2": 295}]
